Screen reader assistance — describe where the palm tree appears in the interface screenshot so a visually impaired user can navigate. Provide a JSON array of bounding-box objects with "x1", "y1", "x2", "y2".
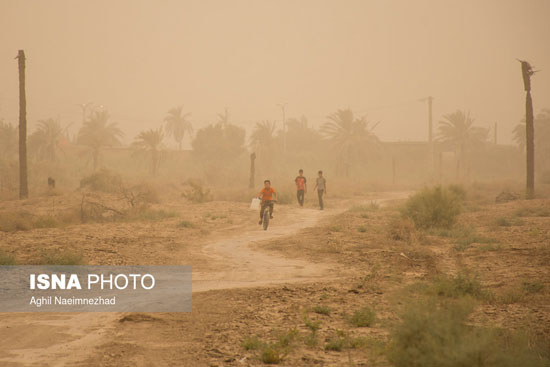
[
  {"x1": 132, "y1": 128, "x2": 164, "y2": 175},
  {"x1": 320, "y1": 109, "x2": 378, "y2": 176},
  {"x1": 0, "y1": 120, "x2": 18, "y2": 158},
  {"x1": 514, "y1": 109, "x2": 550, "y2": 178},
  {"x1": 164, "y1": 106, "x2": 192, "y2": 150},
  {"x1": 29, "y1": 118, "x2": 63, "y2": 161},
  {"x1": 77, "y1": 110, "x2": 123, "y2": 171},
  {"x1": 250, "y1": 121, "x2": 278, "y2": 169},
  {"x1": 437, "y1": 110, "x2": 488, "y2": 178},
  {"x1": 512, "y1": 123, "x2": 526, "y2": 152},
  {"x1": 285, "y1": 115, "x2": 322, "y2": 154}
]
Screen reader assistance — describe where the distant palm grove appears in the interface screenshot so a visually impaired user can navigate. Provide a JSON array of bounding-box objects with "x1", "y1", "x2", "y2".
[{"x1": 0, "y1": 105, "x2": 549, "y2": 198}]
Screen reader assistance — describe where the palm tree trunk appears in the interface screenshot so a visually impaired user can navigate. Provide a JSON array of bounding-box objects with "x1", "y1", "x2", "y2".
[
  {"x1": 520, "y1": 60, "x2": 535, "y2": 199},
  {"x1": 526, "y1": 90, "x2": 535, "y2": 198},
  {"x1": 249, "y1": 152, "x2": 256, "y2": 189},
  {"x1": 17, "y1": 50, "x2": 28, "y2": 199}
]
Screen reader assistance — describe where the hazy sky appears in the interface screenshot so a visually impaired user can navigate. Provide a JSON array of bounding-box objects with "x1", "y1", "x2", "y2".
[{"x1": 1, "y1": 0, "x2": 549, "y2": 146}]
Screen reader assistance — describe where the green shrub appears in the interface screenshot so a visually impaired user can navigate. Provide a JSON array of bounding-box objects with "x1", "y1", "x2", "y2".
[
  {"x1": 431, "y1": 272, "x2": 488, "y2": 300},
  {"x1": 0, "y1": 250, "x2": 16, "y2": 265},
  {"x1": 522, "y1": 281, "x2": 544, "y2": 294},
  {"x1": 80, "y1": 169, "x2": 122, "y2": 193},
  {"x1": 325, "y1": 335, "x2": 345, "y2": 351},
  {"x1": 39, "y1": 251, "x2": 85, "y2": 265},
  {"x1": 33, "y1": 216, "x2": 59, "y2": 228},
  {"x1": 312, "y1": 305, "x2": 331, "y2": 316},
  {"x1": 304, "y1": 317, "x2": 321, "y2": 333},
  {"x1": 242, "y1": 336, "x2": 263, "y2": 351},
  {"x1": 453, "y1": 235, "x2": 496, "y2": 252},
  {"x1": 182, "y1": 180, "x2": 212, "y2": 203},
  {"x1": 261, "y1": 345, "x2": 281, "y2": 364},
  {"x1": 402, "y1": 185, "x2": 464, "y2": 229},
  {"x1": 348, "y1": 306, "x2": 376, "y2": 327},
  {"x1": 388, "y1": 216, "x2": 416, "y2": 242},
  {"x1": 388, "y1": 300, "x2": 547, "y2": 367},
  {"x1": 495, "y1": 216, "x2": 523, "y2": 227},
  {"x1": 277, "y1": 328, "x2": 299, "y2": 348},
  {"x1": 515, "y1": 206, "x2": 550, "y2": 217},
  {"x1": 329, "y1": 225, "x2": 343, "y2": 232}
]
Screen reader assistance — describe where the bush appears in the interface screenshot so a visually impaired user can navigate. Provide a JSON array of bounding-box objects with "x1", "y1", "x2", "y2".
[
  {"x1": 261, "y1": 346, "x2": 281, "y2": 364},
  {"x1": 0, "y1": 250, "x2": 16, "y2": 265},
  {"x1": 402, "y1": 185, "x2": 464, "y2": 229},
  {"x1": 388, "y1": 216, "x2": 417, "y2": 243},
  {"x1": 348, "y1": 306, "x2": 376, "y2": 327},
  {"x1": 430, "y1": 272, "x2": 489, "y2": 300},
  {"x1": 242, "y1": 336, "x2": 263, "y2": 351},
  {"x1": 182, "y1": 179, "x2": 212, "y2": 203},
  {"x1": 325, "y1": 335, "x2": 345, "y2": 351},
  {"x1": 39, "y1": 250, "x2": 85, "y2": 265},
  {"x1": 80, "y1": 169, "x2": 122, "y2": 193},
  {"x1": 522, "y1": 281, "x2": 544, "y2": 294},
  {"x1": 514, "y1": 206, "x2": 550, "y2": 217},
  {"x1": 312, "y1": 305, "x2": 331, "y2": 316},
  {"x1": 388, "y1": 300, "x2": 548, "y2": 367}
]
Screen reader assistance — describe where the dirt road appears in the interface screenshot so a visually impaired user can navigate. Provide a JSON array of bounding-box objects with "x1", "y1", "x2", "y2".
[{"x1": 0, "y1": 192, "x2": 407, "y2": 366}]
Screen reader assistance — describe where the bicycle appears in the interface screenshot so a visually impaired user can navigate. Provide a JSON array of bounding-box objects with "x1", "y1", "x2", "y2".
[{"x1": 261, "y1": 200, "x2": 275, "y2": 231}]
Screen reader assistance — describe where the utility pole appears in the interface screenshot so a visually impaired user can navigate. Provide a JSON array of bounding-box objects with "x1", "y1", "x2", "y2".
[
  {"x1": 519, "y1": 59, "x2": 536, "y2": 199},
  {"x1": 420, "y1": 96, "x2": 434, "y2": 174},
  {"x1": 494, "y1": 122, "x2": 498, "y2": 145},
  {"x1": 16, "y1": 50, "x2": 28, "y2": 199},
  {"x1": 277, "y1": 103, "x2": 287, "y2": 153}
]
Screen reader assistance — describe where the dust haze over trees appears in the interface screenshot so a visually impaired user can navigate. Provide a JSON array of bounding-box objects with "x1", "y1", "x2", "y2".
[
  {"x1": 320, "y1": 109, "x2": 379, "y2": 177},
  {"x1": 164, "y1": 106, "x2": 192, "y2": 150},
  {"x1": 437, "y1": 110, "x2": 489, "y2": 179},
  {"x1": 132, "y1": 127, "x2": 164, "y2": 176},
  {"x1": 514, "y1": 108, "x2": 550, "y2": 184},
  {"x1": 77, "y1": 110, "x2": 123, "y2": 172},
  {"x1": 29, "y1": 119, "x2": 64, "y2": 162}
]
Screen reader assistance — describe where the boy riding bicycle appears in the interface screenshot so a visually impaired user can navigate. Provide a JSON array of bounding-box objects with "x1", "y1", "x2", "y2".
[{"x1": 258, "y1": 180, "x2": 277, "y2": 225}]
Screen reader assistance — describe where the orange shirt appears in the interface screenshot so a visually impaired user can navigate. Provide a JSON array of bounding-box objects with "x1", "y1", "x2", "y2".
[
  {"x1": 295, "y1": 176, "x2": 307, "y2": 191},
  {"x1": 259, "y1": 187, "x2": 276, "y2": 201}
]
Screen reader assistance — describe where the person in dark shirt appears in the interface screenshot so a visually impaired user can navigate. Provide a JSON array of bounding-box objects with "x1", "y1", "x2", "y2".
[
  {"x1": 313, "y1": 170, "x2": 327, "y2": 210},
  {"x1": 294, "y1": 169, "x2": 307, "y2": 207}
]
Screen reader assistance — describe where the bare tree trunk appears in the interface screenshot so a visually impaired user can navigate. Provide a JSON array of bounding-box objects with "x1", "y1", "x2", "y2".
[
  {"x1": 526, "y1": 91, "x2": 535, "y2": 199},
  {"x1": 520, "y1": 60, "x2": 535, "y2": 199},
  {"x1": 249, "y1": 152, "x2": 256, "y2": 189},
  {"x1": 17, "y1": 50, "x2": 28, "y2": 199}
]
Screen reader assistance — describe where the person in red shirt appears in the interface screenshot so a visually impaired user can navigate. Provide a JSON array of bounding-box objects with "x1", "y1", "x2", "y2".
[
  {"x1": 258, "y1": 180, "x2": 277, "y2": 225},
  {"x1": 294, "y1": 169, "x2": 307, "y2": 207}
]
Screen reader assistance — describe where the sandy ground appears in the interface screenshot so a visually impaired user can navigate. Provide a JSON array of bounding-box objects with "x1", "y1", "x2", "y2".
[
  {"x1": 0, "y1": 191, "x2": 548, "y2": 366},
  {"x1": 0, "y1": 192, "x2": 404, "y2": 366}
]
